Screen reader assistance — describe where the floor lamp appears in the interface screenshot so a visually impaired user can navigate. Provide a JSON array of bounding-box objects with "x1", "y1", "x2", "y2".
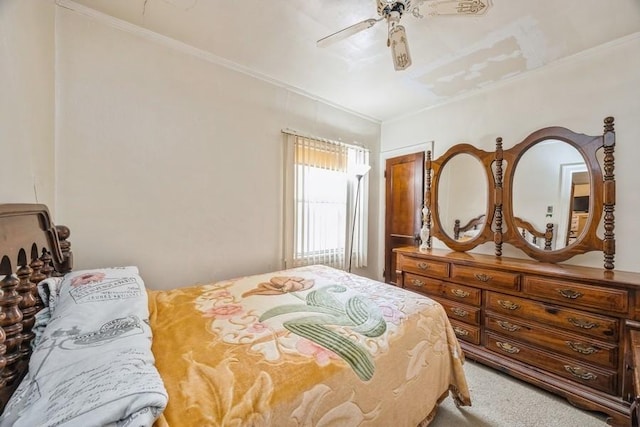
[{"x1": 348, "y1": 164, "x2": 371, "y2": 273}]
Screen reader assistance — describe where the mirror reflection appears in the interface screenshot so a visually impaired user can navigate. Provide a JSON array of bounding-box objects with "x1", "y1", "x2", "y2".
[
  {"x1": 512, "y1": 139, "x2": 587, "y2": 250},
  {"x1": 513, "y1": 217, "x2": 553, "y2": 250},
  {"x1": 453, "y1": 214, "x2": 485, "y2": 241},
  {"x1": 438, "y1": 153, "x2": 487, "y2": 241}
]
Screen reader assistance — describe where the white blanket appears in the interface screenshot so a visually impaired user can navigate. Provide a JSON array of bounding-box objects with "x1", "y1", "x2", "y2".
[{"x1": 0, "y1": 267, "x2": 168, "y2": 427}]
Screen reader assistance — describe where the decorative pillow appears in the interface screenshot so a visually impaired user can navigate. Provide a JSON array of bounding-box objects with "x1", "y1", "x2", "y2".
[{"x1": 0, "y1": 267, "x2": 168, "y2": 427}]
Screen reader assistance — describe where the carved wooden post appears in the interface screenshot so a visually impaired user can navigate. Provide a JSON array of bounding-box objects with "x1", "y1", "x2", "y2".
[
  {"x1": 29, "y1": 248, "x2": 45, "y2": 312},
  {"x1": 453, "y1": 219, "x2": 461, "y2": 240},
  {"x1": 0, "y1": 313, "x2": 6, "y2": 387},
  {"x1": 40, "y1": 249, "x2": 54, "y2": 279},
  {"x1": 494, "y1": 137, "x2": 504, "y2": 257},
  {"x1": 16, "y1": 250, "x2": 37, "y2": 360},
  {"x1": 544, "y1": 223, "x2": 554, "y2": 251},
  {"x1": 602, "y1": 116, "x2": 616, "y2": 270},
  {"x1": 0, "y1": 257, "x2": 23, "y2": 387},
  {"x1": 55, "y1": 225, "x2": 73, "y2": 275},
  {"x1": 421, "y1": 150, "x2": 433, "y2": 249}
]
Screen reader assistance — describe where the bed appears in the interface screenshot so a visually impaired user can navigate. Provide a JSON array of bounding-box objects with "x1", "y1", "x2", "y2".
[
  {"x1": 454, "y1": 214, "x2": 554, "y2": 249},
  {"x1": 0, "y1": 203, "x2": 471, "y2": 426},
  {"x1": 513, "y1": 217, "x2": 554, "y2": 250},
  {"x1": 453, "y1": 214, "x2": 485, "y2": 241}
]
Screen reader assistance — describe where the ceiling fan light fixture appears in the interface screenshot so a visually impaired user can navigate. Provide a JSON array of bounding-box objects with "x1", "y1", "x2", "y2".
[{"x1": 389, "y1": 24, "x2": 412, "y2": 70}]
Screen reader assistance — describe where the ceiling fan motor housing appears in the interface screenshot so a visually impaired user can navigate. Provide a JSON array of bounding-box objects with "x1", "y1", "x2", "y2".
[{"x1": 377, "y1": 0, "x2": 412, "y2": 18}]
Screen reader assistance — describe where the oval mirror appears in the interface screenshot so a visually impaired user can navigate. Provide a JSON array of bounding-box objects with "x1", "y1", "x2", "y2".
[
  {"x1": 512, "y1": 139, "x2": 587, "y2": 250},
  {"x1": 437, "y1": 152, "x2": 488, "y2": 242}
]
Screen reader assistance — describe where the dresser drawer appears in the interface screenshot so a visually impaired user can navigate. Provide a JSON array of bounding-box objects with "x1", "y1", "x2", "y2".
[
  {"x1": 523, "y1": 276, "x2": 629, "y2": 314},
  {"x1": 431, "y1": 296, "x2": 480, "y2": 325},
  {"x1": 485, "y1": 332, "x2": 617, "y2": 395},
  {"x1": 485, "y1": 314, "x2": 618, "y2": 369},
  {"x1": 485, "y1": 292, "x2": 619, "y2": 341},
  {"x1": 399, "y1": 255, "x2": 450, "y2": 279},
  {"x1": 451, "y1": 264, "x2": 520, "y2": 291},
  {"x1": 404, "y1": 273, "x2": 442, "y2": 295},
  {"x1": 442, "y1": 282, "x2": 481, "y2": 306},
  {"x1": 404, "y1": 274, "x2": 481, "y2": 306},
  {"x1": 450, "y1": 319, "x2": 480, "y2": 345}
]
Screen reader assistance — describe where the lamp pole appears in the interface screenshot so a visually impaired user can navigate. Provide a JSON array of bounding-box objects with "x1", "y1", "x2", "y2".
[{"x1": 348, "y1": 174, "x2": 364, "y2": 273}]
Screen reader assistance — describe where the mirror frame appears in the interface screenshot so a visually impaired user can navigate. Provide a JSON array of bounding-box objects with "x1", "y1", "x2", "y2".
[
  {"x1": 426, "y1": 117, "x2": 616, "y2": 269},
  {"x1": 427, "y1": 143, "x2": 495, "y2": 252}
]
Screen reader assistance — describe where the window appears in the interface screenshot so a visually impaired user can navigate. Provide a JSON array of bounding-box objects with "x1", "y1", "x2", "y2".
[{"x1": 283, "y1": 132, "x2": 370, "y2": 270}]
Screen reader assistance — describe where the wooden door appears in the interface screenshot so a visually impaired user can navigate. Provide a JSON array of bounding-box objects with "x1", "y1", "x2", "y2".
[{"x1": 384, "y1": 152, "x2": 424, "y2": 284}]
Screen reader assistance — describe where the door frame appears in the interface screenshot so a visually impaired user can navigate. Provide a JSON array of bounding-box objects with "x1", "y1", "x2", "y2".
[
  {"x1": 378, "y1": 141, "x2": 434, "y2": 282},
  {"x1": 557, "y1": 162, "x2": 588, "y2": 250}
]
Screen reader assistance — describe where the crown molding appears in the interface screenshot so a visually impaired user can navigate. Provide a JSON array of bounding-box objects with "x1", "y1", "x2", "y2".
[{"x1": 54, "y1": 0, "x2": 381, "y2": 124}]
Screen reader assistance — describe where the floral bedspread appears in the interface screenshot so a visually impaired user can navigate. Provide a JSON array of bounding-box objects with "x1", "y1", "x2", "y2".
[{"x1": 148, "y1": 265, "x2": 470, "y2": 427}]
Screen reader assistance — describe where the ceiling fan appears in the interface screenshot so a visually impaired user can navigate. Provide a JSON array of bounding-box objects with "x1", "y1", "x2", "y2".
[{"x1": 317, "y1": 0, "x2": 493, "y2": 71}]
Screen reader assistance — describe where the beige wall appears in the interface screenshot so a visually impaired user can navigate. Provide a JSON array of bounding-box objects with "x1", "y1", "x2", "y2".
[
  {"x1": 7, "y1": 2, "x2": 636, "y2": 286},
  {"x1": 381, "y1": 34, "x2": 640, "y2": 273},
  {"x1": 0, "y1": 0, "x2": 55, "y2": 210},
  {"x1": 54, "y1": 7, "x2": 381, "y2": 289}
]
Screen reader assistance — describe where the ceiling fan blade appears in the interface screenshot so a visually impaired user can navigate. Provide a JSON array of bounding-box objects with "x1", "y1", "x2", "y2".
[
  {"x1": 317, "y1": 18, "x2": 383, "y2": 48},
  {"x1": 414, "y1": 0, "x2": 492, "y2": 17}
]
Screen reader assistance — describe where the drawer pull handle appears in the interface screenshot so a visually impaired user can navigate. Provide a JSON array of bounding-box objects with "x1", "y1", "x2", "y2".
[
  {"x1": 567, "y1": 318, "x2": 600, "y2": 330},
  {"x1": 453, "y1": 326, "x2": 469, "y2": 337},
  {"x1": 496, "y1": 341, "x2": 520, "y2": 354},
  {"x1": 450, "y1": 307, "x2": 468, "y2": 317},
  {"x1": 417, "y1": 262, "x2": 430, "y2": 270},
  {"x1": 474, "y1": 273, "x2": 492, "y2": 282},
  {"x1": 566, "y1": 342, "x2": 599, "y2": 355},
  {"x1": 451, "y1": 289, "x2": 470, "y2": 298},
  {"x1": 497, "y1": 320, "x2": 521, "y2": 332},
  {"x1": 564, "y1": 365, "x2": 597, "y2": 381},
  {"x1": 498, "y1": 300, "x2": 520, "y2": 310},
  {"x1": 411, "y1": 279, "x2": 425, "y2": 287},
  {"x1": 558, "y1": 289, "x2": 583, "y2": 299}
]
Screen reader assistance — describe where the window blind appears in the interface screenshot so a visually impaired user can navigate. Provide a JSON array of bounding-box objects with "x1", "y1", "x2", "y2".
[{"x1": 283, "y1": 131, "x2": 369, "y2": 270}]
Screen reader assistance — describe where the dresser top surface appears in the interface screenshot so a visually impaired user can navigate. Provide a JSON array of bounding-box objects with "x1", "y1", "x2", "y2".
[{"x1": 394, "y1": 246, "x2": 640, "y2": 287}]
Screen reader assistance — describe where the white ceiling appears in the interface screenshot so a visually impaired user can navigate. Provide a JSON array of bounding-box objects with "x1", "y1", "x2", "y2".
[{"x1": 68, "y1": 0, "x2": 640, "y2": 122}]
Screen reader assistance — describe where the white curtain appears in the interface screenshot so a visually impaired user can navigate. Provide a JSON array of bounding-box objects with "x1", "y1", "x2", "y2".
[{"x1": 283, "y1": 132, "x2": 369, "y2": 270}]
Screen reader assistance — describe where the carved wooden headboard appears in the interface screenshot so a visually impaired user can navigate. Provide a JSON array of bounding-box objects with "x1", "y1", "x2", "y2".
[
  {"x1": 453, "y1": 214, "x2": 554, "y2": 249},
  {"x1": 453, "y1": 214, "x2": 485, "y2": 240},
  {"x1": 0, "y1": 204, "x2": 72, "y2": 410}
]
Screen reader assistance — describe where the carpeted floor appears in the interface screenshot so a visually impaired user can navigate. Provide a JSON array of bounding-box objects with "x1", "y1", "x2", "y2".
[{"x1": 431, "y1": 360, "x2": 610, "y2": 427}]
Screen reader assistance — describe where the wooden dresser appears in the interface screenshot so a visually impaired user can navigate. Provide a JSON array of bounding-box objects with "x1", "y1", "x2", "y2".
[{"x1": 395, "y1": 246, "x2": 640, "y2": 426}]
